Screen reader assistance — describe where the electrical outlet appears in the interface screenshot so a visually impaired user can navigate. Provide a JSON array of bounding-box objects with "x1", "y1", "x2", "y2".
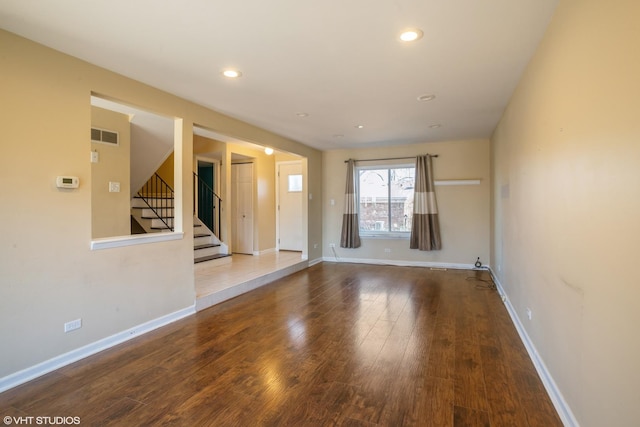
[
  {"x1": 64, "y1": 318, "x2": 82, "y2": 333},
  {"x1": 313, "y1": 243, "x2": 318, "y2": 249},
  {"x1": 329, "y1": 243, "x2": 335, "y2": 248},
  {"x1": 384, "y1": 248, "x2": 391, "y2": 253},
  {"x1": 109, "y1": 181, "x2": 120, "y2": 193},
  {"x1": 526, "y1": 308, "x2": 532, "y2": 320}
]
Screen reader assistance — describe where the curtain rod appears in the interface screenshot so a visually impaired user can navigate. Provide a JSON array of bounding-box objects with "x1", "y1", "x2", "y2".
[{"x1": 344, "y1": 154, "x2": 438, "y2": 163}]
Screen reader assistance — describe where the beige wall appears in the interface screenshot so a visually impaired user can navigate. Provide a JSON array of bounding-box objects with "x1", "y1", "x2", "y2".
[
  {"x1": 91, "y1": 106, "x2": 131, "y2": 238},
  {"x1": 491, "y1": 0, "x2": 640, "y2": 425},
  {"x1": 0, "y1": 29, "x2": 322, "y2": 381},
  {"x1": 274, "y1": 152, "x2": 302, "y2": 163},
  {"x1": 155, "y1": 152, "x2": 174, "y2": 187},
  {"x1": 323, "y1": 140, "x2": 490, "y2": 265}
]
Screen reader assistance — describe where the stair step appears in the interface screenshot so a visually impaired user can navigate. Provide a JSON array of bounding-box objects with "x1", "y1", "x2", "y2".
[
  {"x1": 194, "y1": 243, "x2": 221, "y2": 251},
  {"x1": 194, "y1": 224, "x2": 202, "y2": 227},
  {"x1": 194, "y1": 253, "x2": 232, "y2": 264},
  {"x1": 131, "y1": 198, "x2": 174, "y2": 209},
  {"x1": 194, "y1": 233, "x2": 211, "y2": 238}
]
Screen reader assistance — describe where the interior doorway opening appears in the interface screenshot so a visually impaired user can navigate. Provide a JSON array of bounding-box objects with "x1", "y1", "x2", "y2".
[{"x1": 192, "y1": 125, "x2": 309, "y2": 305}]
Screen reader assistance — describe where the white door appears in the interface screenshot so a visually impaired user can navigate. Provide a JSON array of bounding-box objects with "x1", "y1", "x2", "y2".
[
  {"x1": 278, "y1": 162, "x2": 303, "y2": 251},
  {"x1": 232, "y1": 163, "x2": 253, "y2": 254}
]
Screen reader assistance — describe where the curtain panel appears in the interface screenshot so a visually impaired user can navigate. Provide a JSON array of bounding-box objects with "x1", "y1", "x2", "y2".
[
  {"x1": 410, "y1": 154, "x2": 442, "y2": 251},
  {"x1": 340, "y1": 159, "x2": 361, "y2": 248}
]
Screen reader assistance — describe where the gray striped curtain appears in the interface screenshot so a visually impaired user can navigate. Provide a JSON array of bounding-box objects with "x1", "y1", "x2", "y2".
[
  {"x1": 340, "y1": 159, "x2": 361, "y2": 248},
  {"x1": 410, "y1": 154, "x2": 441, "y2": 250}
]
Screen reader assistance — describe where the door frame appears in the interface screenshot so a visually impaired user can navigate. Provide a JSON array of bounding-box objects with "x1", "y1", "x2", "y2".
[
  {"x1": 276, "y1": 160, "x2": 305, "y2": 253},
  {"x1": 194, "y1": 155, "x2": 221, "y2": 218}
]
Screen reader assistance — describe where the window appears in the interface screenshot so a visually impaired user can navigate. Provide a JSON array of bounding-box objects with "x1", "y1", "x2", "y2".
[
  {"x1": 288, "y1": 174, "x2": 303, "y2": 192},
  {"x1": 357, "y1": 165, "x2": 415, "y2": 236}
]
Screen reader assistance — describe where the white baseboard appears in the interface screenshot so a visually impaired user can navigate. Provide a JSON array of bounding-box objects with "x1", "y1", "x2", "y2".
[
  {"x1": 308, "y1": 257, "x2": 323, "y2": 267},
  {"x1": 0, "y1": 305, "x2": 195, "y2": 394},
  {"x1": 253, "y1": 247, "x2": 276, "y2": 256},
  {"x1": 488, "y1": 268, "x2": 579, "y2": 427},
  {"x1": 321, "y1": 256, "x2": 474, "y2": 270}
]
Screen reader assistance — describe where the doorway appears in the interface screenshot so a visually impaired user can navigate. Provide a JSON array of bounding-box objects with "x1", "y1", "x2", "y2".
[
  {"x1": 277, "y1": 161, "x2": 303, "y2": 251},
  {"x1": 197, "y1": 160, "x2": 215, "y2": 232}
]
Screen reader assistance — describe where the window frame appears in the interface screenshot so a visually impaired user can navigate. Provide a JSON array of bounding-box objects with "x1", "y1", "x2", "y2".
[{"x1": 356, "y1": 162, "x2": 415, "y2": 239}]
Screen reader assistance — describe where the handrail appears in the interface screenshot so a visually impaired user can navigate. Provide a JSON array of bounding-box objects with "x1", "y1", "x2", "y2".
[
  {"x1": 137, "y1": 173, "x2": 174, "y2": 231},
  {"x1": 193, "y1": 172, "x2": 222, "y2": 239}
]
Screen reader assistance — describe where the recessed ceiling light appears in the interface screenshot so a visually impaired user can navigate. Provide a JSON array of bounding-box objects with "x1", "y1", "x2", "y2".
[
  {"x1": 428, "y1": 124, "x2": 442, "y2": 129},
  {"x1": 400, "y1": 29, "x2": 424, "y2": 42},
  {"x1": 417, "y1": 94, "x2": 436, "y2": 102},
  {"x1": 222, "y1": 69, "x2": 242, "y2": 78},
  {"x1": 295, "y1": 112, "x2": 309, "y2": 117},
  {"x1": 355, "y1": 125, "x2": 364, "y2": 129}
]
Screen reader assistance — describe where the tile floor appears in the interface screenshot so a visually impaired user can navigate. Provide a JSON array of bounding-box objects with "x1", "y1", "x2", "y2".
[{"x1": 194, "y1": 250, "x2": 308, "y2": 310}]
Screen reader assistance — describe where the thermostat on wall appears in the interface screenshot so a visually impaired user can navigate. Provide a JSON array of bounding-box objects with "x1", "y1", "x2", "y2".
[{"x1": 56, "y1": 176, "x2": 79, "y2": 189}]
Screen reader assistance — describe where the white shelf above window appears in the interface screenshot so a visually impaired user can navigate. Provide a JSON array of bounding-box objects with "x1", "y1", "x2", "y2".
[{"x1": 434, "y1": 179, "x2": 481, "y2": 186}]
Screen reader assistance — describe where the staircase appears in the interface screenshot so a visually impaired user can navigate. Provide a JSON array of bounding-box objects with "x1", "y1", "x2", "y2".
[
  {"x1": 130, "y1": 173, "x2": 230, "y2": 264},
  {"x1": 193, "y1": 171, "x2": 229, "y2": 263},
  {"x1": 193, "y1": 217, "x2": 230, "y2": 264},
  {"x1": 131, "y1": 195, "x2": 174, "y2": 232}
]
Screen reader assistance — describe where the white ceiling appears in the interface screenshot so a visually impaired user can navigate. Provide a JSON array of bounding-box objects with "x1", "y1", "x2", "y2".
[{"x1": 0, "y1": 0, "x2": 557, "y2": 150}]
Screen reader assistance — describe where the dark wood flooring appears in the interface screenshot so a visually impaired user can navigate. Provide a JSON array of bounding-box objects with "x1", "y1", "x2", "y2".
[{"x1": 0, "y1": 263, "x2": 562, "y2": 426}]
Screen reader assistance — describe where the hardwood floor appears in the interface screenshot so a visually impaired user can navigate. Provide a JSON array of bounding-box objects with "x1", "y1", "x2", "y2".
[{"x1": 0, "y1": 263, "x2": 562, "y2": 426}]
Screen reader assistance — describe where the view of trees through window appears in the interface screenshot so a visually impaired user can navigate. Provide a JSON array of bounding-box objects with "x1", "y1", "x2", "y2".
[{"x1": 358, "y1": 167, "x2": 415, "y2": 233}]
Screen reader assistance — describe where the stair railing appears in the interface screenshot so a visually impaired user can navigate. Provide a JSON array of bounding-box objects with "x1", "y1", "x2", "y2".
[
  {"x1": 137, "y1": 173, "x2": 174, "y2": 231},
  {"x1": 193, "y1": 172, "x2": 222, "y2": 239}
]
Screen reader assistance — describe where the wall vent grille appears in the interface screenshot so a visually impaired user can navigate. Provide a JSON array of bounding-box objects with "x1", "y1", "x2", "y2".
[{"x1": 91, "y1": 127, "x2": 119, "y2": 145}]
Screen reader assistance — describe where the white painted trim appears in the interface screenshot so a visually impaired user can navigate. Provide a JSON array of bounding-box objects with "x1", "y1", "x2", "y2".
[
  {"x1": 194, "y1": 155, "x2": 222, "y2": 218},
  {"x1": 488, "y1": 268, "x2": 579, "y2": 427},
  {"x1": 91, "y1": 232, "x2": 184, "y2": 250},
  {"x1": 0, "y1": 305, "x2": 195, "y2": 393},
  {"x1": 434, "y1": 179, "x2": 481, "y2": 186},
  {"x1": 308, "y1": 257, "x2": 323, "y2": 267},
  {"x1": 253, "y1": 247, "x2": 276, "y2": 256},
  {"x1": 321, "y1": 256, "x2": 473, "y2": 270}
]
